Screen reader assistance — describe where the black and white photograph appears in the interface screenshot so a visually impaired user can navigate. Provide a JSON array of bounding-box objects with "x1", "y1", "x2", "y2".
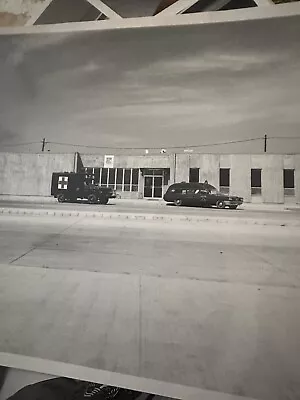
[{"x1": 0, "y1": 1, "x2": 300, "y2": 400}]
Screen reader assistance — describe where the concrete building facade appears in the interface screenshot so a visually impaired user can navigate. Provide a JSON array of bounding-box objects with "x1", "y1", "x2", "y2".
[{"x1": 0, "y1": 152, "x2": 299, "y2": 204}]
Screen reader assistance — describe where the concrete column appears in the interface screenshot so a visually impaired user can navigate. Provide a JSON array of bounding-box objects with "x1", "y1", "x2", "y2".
[
  {"x1": 138, "y1": 169, "x2": 144, "y2": 199},
  {"x1": 169, "y1": 154, "x2": 176, "y2": 185},
  {"x1": 230, "y1": 155, "x2": 251, "y2": 202},
  {"x1": 199, "y1": 154, "x2": 220, "y2": 188},
  {"x1": 175, "y1": 154, "x2": 190, "y2": 183},
  {"x1": 261, "y1": 155, "x2": 284, "y2": 204}
]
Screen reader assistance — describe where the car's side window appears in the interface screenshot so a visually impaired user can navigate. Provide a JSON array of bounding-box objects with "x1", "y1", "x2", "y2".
[
  {"x1": 182, "y1": 189, "x2": 187, "y2": 194},
  {"x1": 194, "y1": 189, "x2": 200, "y2": 194}
]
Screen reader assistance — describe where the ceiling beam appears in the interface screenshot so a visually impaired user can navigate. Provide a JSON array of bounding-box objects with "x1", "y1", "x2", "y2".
[
  {"x1": 155, "y1": 0, "x2": 275, "y2": 17},
  {"x1": 85, "y1": 0, "x2": 123, "y2": 19},
  {"x1": 155, "y1": 0, "x2": 202, "y2": 16},
  {"x1": 202, "y1": 0, "x2": 233, "y2": 11},
  {"x1": 25, "y1": 0, "x2": 54, "y2": 25},
  {"x1": 253, "y1": 0, "x2": 274, "y2": 6}
]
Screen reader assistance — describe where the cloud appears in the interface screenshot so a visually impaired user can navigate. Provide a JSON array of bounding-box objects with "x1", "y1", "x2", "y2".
[{"x1": 125, "y1": 51, "x2": 287, "y2": 81}]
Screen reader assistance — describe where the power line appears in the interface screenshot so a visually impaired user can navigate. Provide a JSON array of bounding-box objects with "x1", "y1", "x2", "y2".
[
  {"x1": 269, "y1": 136, "x2": 300, "y2": 139},
  {"x1": 0, "y1": 135, "x2": 299, "y2": 151},
  {"x1": 48, "y1": 137, "x2": 263, "y2": 150},
  {"x1": 1, "y1": 141, "x2": 40, "y2": 147}
]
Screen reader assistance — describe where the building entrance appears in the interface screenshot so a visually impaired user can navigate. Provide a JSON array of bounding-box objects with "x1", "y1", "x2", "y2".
[{"x1": 143, "y1": 170, "x2": 164, "y2": 198}]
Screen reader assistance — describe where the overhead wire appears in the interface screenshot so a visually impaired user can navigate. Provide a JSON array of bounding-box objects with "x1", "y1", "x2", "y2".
[
  {"x1": 0, "y1": 141, "x2": 40, "y2": 147},
  {"x1": 47, "y1": 137, "x2": 263, "y2": 150},
  {"x1": 0, "y1": 136, "x2": 299, "y2": 150}
]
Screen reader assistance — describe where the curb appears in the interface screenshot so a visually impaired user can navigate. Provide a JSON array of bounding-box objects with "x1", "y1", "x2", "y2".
[{"x1": 1, "y1": 208, "x2": 299, "y2": 227}]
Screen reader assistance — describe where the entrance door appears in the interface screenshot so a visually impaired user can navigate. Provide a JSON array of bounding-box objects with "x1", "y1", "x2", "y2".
[{"x1": 144, "y1": 176, "x2": 163, "y2": 198}]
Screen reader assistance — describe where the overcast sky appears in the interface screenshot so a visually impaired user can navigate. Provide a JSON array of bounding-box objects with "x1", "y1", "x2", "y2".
[{"x1": 0, "y1": 14, "x2": 300, "y2": 154}]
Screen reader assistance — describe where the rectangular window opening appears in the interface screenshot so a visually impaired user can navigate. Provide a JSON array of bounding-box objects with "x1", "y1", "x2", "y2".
[
  {"x1": 284, "y1": 169, "x2": 295, "y2": 196},
  {"x1": 251, "y1": 169, "x2": 262, "y2": 196},
  {"x1": 189, "y1": 168, "x2": 200, "y2": 183},
  {"x1": 220, "y1": 168, "x2": 230, "y2": 194}
]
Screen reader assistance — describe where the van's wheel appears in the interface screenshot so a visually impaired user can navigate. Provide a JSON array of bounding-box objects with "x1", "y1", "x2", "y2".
[
  {"x1": 57, "y1": 194, "x2": 65, "y2": 203},
  {"x1": 88, "y1": 194, "x2": 97, "y2": 204},
  {"x1": 99, "y1": 197, "x2": 109, "y2": 205},
  {"x1": 216, "y1": 200, "x2": 226, "y2": 209},
  {"x1": 174, "y1": 199, "x2": 182, "y2": 206}
]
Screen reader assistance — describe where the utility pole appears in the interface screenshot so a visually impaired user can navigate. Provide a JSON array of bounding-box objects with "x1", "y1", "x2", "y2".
[
  {"x1": 264, "y1": 134, "x2": 267, "y2": 153},
  {"x1": 42, "y1": 138, "x2": 46, "y2": 152}
]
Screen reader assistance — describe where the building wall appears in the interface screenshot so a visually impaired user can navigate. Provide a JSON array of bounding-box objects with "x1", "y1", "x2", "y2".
[
  {"x1": 0, "y1": 152, "x2": 299, "y2": 204},
  {"x1": 0, "y1": 153, "x2": 75, "y2": 196},
  {"x1": 262, "y1": 155, "x2": 284, "y2": 204},
  {"x1": 182, "y1": 153, "x2": 297, "y2": 204},
  {"x1": 79, "y1": 154, "x2": 173, "y2": 199},
  {"x1": 79, "y1": 154, "x2": 172, "y2": 169},
  {"x1": 230, "y1": 154, "x2": 252, "y2": 202},
  {"x1": 175, "y1": 154, "x2": 190, "y2": 183}
]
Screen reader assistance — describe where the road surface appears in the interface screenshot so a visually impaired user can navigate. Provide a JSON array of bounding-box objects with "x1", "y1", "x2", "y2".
[{"x1": 0, "y1": 212, "x2": 300, "y2": 400}]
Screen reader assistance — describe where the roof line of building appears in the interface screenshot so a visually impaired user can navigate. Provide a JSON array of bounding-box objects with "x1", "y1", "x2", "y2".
[
  {"x1": 1, "y1": 152, "x2": 299, "y2": 156},
  {"x1": 0, "y1": 2, "x2": 299, "y2": 36}
]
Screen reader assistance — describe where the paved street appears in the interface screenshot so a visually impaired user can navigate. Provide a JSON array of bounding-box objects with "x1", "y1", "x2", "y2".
[{"x1": 0, "y1": 211, "x2": 300, "y2": 400}]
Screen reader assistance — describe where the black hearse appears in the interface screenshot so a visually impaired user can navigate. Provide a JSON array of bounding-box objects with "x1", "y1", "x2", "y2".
[{"x1": 163, "y1": 182, "x2": 243, "y2": 209}]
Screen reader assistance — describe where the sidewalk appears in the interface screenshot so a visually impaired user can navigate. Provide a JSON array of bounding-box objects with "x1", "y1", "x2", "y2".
[
  {"x1": 0, "y1": 195, "x2": 299, "y2": 212},
  {"x1": 1, "y1": 207, "x2": 300, "y2": 227}
]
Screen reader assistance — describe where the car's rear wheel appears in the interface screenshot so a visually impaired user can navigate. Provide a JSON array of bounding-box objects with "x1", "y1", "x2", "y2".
[
  {"x1": 175, "y1": 199, "x2": 183, "y2": 206},
  {"x1": 229, "y1": 205, "x2": 238, "y2": 209},
  {"x1": 88, "y1": 194, "x2": 97, "y2": 204},
  {"x1": 57, "y1": 194, "x2": 65, "y2": 203},
  {"x1": 99, "y1": 197, "x2": 109, "y2": 205},
  {"x1": 216, "y1": 200, "x2": 226, "y2": 209}
]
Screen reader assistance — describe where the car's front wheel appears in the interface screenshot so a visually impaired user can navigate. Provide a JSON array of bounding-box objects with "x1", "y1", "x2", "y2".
[
  {"x1": 229, "y1": 205, "x2": 238, "y2": 209},
  {"x1": 216, "y1": 200, "x2": 226, "y2": 209},
  {"x1": 174, "y1": 199, "x2": 183, "y2": 206},
  {"x1": 57, "y1": 194, "x2": 65, "y2": 203},
  {"x1": 88, "y1": 194, "x2": 97, "y2": 204}
]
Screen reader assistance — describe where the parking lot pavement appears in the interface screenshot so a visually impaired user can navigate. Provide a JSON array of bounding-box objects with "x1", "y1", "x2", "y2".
[{"x1": 0, "y1": 215, "x2": 300, "y2": 400}]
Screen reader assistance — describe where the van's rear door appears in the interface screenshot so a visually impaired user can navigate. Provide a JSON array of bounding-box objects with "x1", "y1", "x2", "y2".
[{"x1": 50, "y1": 173, "x2": 59, "y2": 196}]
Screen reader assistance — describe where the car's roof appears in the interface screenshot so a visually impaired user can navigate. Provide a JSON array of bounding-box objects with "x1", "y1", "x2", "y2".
[{"x1": 169, "y1": 182, "x2": 216, "y2": 190}]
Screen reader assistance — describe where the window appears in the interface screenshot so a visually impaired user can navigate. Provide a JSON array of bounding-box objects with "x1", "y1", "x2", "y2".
[
  {"x1": 84, "y1": 167, "x2": 100, "y2": 184},
  {"x1": 100, "y1": 168, "x2": 139, "y2": 192},
  {"x1": 124, "y1": 169, "x2": 131, "y2": 192},
  {"x1": 219, "y1": 168, "x2": 230, "y2": 194},
  {"x1": 132, "y1": 169, "x2": 139, "y2": 192},
  {"x1": 101, "y1": 168, "x2": 108, "y2": 186},
  {"x1": 108, "y1": 168, "x2": 116, "y2": 189},
  {"x1": 283, "y1": 169, "x2": 295, "y2": 196},
  {"x1": 94, "y1": 168, "x2": 100, "y2": 184},
  {"x1": 189, "y1": 168, "x2": 200, "y2": 183},
  {"x1": 116, "y1": 169, "x2": 123, "y2": 191},
  {"x1": 251, "y1": 169, "x2": 262, "y2": 195}
]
